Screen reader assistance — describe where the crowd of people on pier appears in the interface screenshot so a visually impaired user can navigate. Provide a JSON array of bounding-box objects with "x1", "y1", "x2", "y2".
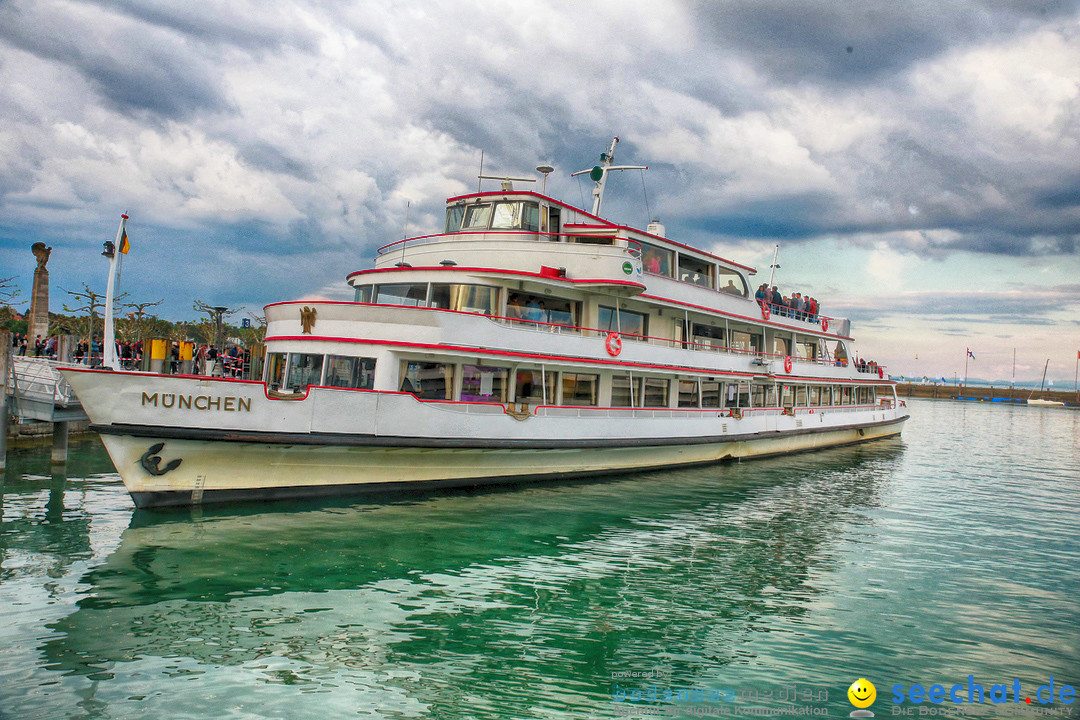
[
  {"x1": 9, "y1": 331, "x2": 252, "y2": 378},
  {"x1": 754, "y1": 285, "x2": 822, "y2": 323}
]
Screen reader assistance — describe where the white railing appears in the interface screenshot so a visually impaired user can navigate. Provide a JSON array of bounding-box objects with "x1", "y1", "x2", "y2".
[{"x1": 11, "y1": 357, "x2": 78, "y2": 407}]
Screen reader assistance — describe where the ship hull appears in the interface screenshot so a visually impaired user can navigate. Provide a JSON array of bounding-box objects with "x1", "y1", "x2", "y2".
[{"x1": 66, "y1": 369, "x2": 907, "y2": 508}]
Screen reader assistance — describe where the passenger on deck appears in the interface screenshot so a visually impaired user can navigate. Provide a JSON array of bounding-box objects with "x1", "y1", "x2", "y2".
[{"x1": 506, "y1": 294, "x2": 523, "y2": 319}]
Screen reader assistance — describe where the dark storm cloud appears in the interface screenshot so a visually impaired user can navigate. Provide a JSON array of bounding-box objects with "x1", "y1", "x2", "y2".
[
  {"x1": 88, "y1": 0, "x2": 319, "y2": 54},
  {"x1": 688, "y1": 0, "x2": 1079, "y2": 85},
  {"x1": 0, "y1": 1, "x2": 225, "y2": 117}
]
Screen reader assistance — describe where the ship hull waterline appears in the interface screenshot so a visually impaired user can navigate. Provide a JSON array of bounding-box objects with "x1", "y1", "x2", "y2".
[{"x1": 95, "y1": 417, "x2": 907, "y2": 508}]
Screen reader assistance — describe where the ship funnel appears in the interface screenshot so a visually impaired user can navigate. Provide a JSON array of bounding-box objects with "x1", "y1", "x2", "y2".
[{"x1": 647, "y1": 220, "x2": 666, "y2": 237}]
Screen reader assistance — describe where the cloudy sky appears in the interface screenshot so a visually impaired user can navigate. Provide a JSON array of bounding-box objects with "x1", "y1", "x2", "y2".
[{"x1": 1, "y1": 0, "x2": 1078, "y2": 383}]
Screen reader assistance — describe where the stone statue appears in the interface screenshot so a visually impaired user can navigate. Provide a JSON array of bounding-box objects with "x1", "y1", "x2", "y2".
[{"x1": 32, "y1": 242, "x2": 51, "y2": 271}]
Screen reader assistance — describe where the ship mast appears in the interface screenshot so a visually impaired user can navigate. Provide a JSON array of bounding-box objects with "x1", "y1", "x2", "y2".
[{"x1": 571, "y1": 136, "x2": 647, "y2": 216}]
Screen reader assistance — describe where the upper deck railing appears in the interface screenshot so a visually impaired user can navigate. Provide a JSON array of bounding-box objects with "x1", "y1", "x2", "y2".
[{"x1": 376, "y1": 230, "x2": 641, "y2": 258}]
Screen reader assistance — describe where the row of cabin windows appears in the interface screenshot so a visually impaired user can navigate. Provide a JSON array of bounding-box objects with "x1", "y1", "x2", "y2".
[
  {"x1": 399, "y1": 360, "x2": 886, "y2": 408},
  {"x1": 640, "y1": 241, "x2": 748, "y2": 297},
  {"x1": 265, "y1": 352, "x2": 889, "y2": 408},
  {"x1": 354, "y1": 281, "x2": 836, "y2": 358},
  {"x1": 266, "y1": 353, "x2": 376, "y2": 393},
  {"x1": 446, "y1": 201, "x2": 542, "y2": 233}
]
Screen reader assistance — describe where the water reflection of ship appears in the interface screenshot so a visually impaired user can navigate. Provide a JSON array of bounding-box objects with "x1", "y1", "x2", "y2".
[{"x1": 42, "y1": 441, "x2": 902, "y2": 690}]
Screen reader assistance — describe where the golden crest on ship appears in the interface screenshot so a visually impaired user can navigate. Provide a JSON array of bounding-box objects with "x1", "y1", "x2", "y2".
[{"x1": 300, "y1": 306, "x2": 317, "y2": 334}]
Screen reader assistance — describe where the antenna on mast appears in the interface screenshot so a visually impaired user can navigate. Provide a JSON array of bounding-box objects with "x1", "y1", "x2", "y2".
[{"x1": 571, "y1": 136, "x2": 647, "y2": 216}]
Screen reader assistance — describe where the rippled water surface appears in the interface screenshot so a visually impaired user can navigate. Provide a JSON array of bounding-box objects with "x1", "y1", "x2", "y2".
[{"x1": 2, "y1": 399, "x2": 1078, "y2": 719}]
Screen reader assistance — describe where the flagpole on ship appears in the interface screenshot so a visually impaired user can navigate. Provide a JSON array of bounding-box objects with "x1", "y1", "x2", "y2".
[{"x1": 101, "y1": 213, "x2": 128, "y2": 371}]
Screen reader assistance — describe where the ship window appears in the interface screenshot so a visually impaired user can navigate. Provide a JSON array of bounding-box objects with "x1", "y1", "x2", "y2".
[
  {"x1": 765, "y1": 384, "x2": 778, "y2": 407},
  {"x1": 730, "y1": 330, "x2": 753, "y2": 353},
  {"x1": 641, "y1": 242, "x2": 673, "y2": 277},
  {"x1": 598, "y1": 306, "x2": 648, "y2": 339},
  {"x1": 692, "y1": 323, "x2": 725, "y2": 350},
  {"x1": 643, "y1": 378, "x2": 669, "y2": 407},
  {"x1": 266, "y1": 352, "x2": 286, "y2": 390},
  {"x1": 354, "y1": 284, "x2": 373, "y2": 303},
  {"x1": 325, "y1": 356, "x2": 376, "y2": 390},
  {"x1": 702, "y1": 380, "x2": 721, "y2": 408},
  {"x1": 515, "y1": 369, "x2": 555, "y2": 404},
  {"x1": 796, "y1": 385, "x2": 808, "y2": 406},
  {"x1": 752, "y1": 384, "x2": 766, "y2": 408},
  {"x1": 445, "y1": 205, "x2": 465, "y2": 233},
  {"x1": 399, "y1": 361, "x2": 453, "y2": 400},
  {"x1": 491, "y1": 202, "x2": 518, "y2": 229},
  {"x1": 430, "y1": 284, "x2": 498, "y2": 315},
  {"x1": 521, "y1": 202, "x2": 540, "y2": 231},
  {"x1": 781, "y1": 384, "x2": 794, "y2": 407},
  {"x1": 461, "y1": 365, "x2": 509, "y2": 402},
  {"x1": 736, "y1": 382, "x2": 750, "y2": 408},
  {"x1": 506, "y1": 293, "x2": 578, "y2": 328},
  {"x1": 771, "y1": 336, "x2": 789, "y2": 356},
  {"x1": 462, "y1": 203, "x2": 492, "y2": 229},
  {"x1": 809, "y1": 385, "x2": 821, "y2": 405},
  {"x1": 376, "y1": 283, "x2": 428, "y2": 307},
  {"x1": 841, "y1": 386, "x2": 852, "y2": 405},
  {"x1": 678, "y1": 256, "x2": 712, "y2": 288},
  {"x1": 562, "y1": 373, "x2": 598, "y2": 406},
  {"x1": 285, "y1": 353, "x2": 323, "y2": 392},
  {"x1": 678, "y1": 379, "x2": 699, "y2": 408},
  {"x1": 716, "y1": 267, "x2": 747, "y2": 297},
  {"x1": 611, "y1": 375, "x2": 634, "y2": 407},
  {"x1": 796, "y1": 340, "x2": 816, "y2": 359}
]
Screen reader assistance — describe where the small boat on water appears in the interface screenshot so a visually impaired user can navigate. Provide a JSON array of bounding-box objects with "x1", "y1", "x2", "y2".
[
  {"x1": 1027, "y1": 360, "x2": 1065, "y2": 407},
  {"x1": 63, "y1": 137, "x2": 909, "y2": 508}
]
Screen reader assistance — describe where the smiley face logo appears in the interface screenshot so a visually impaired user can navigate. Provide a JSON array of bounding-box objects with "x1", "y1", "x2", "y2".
[{"x1": 848, "y1": 678, "x2": 876, "y2": 709}]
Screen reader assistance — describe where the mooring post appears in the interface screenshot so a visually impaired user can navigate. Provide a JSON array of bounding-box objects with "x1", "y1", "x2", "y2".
[
  {"x1": 51, "y1": 420, "x2": 69, "y2": 465},
  {"x1": 1, "y1": 330, "x2": 11, "y2": 471}
]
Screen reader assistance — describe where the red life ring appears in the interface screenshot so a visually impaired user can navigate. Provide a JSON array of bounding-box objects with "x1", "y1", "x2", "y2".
[
  {"x1": 821, "y1": 318, "x2": 829, "y2": 332},
  {"x1": 783, "y1": 356, "x2": 793, "y2": 373},
  {"x1": 761, "y1": 304, "x2": 770, "y2": 321},
  {"x1": 878, "y1": 366, "x2": 884, "y2": 379},
  {"x1": 605, "y1": 332, "x2": 622, "y2": 356}
]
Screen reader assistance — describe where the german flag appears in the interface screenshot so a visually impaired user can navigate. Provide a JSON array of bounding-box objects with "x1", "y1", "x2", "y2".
[{"x1": 119, "y1": 227, "x2": 130, "y2": 254}]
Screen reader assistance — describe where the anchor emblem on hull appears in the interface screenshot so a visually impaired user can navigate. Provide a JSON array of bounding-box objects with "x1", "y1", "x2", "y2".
[{"x1": 139, "y1": 442, "x2": 183, "y2": 476}]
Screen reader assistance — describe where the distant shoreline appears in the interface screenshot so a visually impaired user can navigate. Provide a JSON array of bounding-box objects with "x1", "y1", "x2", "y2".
[{"x1": 896, "y1": 382, "x2": 1079, "y2": 407}]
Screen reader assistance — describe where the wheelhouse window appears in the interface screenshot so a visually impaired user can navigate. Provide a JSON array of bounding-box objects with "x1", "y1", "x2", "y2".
[
  {"x1": 399, "y1": 361, "x2": 453, "y2": 400},
  {"x1": 678, "y1": 255, "x2": 713, "y2": 288},
  {"x1": 490, "y1": 201, "x2": 540, "y2": 230},
  {"x1": 461, "y1": 365, "x2": 509, "y2": 402},
  {"x1": 325, "y1": 356, "x2": 376, "y2": 390},
  {"x1": 641, "y1": 242, "x2": 673, "y2": 277},
  {"x1": 462, "y1": 203, "x2": 492, "y2": 229},
  {"x1": 716, "y1": 267, "x2": 747, "y2": 297},
  {"x1": 285, "y1": 353, "x2": 323, "y2": 392},
  {"x1": 430, "y1": 284, "x2": 498, "y2": 315},
  {"x1": 599, "y1": 306, "x2": 648, "y2": 338},
  {"x1": 354, "y1": 284, "x2": 373, "y2": 303},
  {"x1": 376, "y1": 283, "x2": 428, "y2": 307},
  {"x1": 445, "y1": 205, "x2": 465, "y2": 233},
  {"x1": 562, "y1": 373, "x2": 598, "y2": 406}
]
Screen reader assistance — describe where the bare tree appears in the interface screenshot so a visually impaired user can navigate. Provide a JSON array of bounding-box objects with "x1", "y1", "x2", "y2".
[
  {"x1": 62, "y1": 284, "x2": 129, "y2": 341},
  {"x1": 122, "y1": 298, "x2": 164, "y2": 344},
  {"x1": 0, "y1": 275, "x2": 19, "y2": 304},
  {"x1": 193, "y1": 300, "x2": 239, "y2": 352}
]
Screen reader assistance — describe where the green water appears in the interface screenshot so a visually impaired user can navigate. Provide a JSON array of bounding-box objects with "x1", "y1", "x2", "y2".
[{"x1": 1, "y1": 399, "x2": 1078, "y2": 719}]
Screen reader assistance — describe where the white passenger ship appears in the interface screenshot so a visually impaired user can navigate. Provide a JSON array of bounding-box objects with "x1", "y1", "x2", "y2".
[{"x1": 64, "y1": 138, "x2": 908, "y2": 508}]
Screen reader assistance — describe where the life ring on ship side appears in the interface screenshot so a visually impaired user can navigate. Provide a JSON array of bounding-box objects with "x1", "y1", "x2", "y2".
[
  {"x1": 878, "y1": 366, "x2": 884, "y2": 379},
  {"x1": 761, "y1": 304, "x2": 770, "y2": 321},
  {"x1": 821, "y1": 318, "x2": 829, "y2": 332},
  {"x1": 783, "y1": 356, "x2": 793, "y2": 373},
  {"x1": 605, "y1": 332, "x2": 623, "y2": 356}
]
